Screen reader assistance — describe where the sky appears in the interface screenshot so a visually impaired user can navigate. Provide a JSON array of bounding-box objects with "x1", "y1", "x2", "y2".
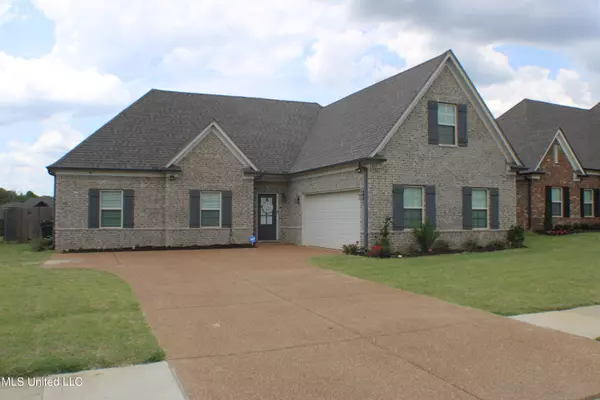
[{"x1": 1, "y1": 0, "x2": 599, "y2": 195}]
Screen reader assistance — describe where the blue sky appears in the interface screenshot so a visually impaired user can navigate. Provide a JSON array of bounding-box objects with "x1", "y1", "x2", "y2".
[{"x1": 0, "y1": 0, "x2": 598, "y2": 195}]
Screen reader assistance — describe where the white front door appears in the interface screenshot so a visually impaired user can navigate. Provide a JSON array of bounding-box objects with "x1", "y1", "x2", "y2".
[{"x1": 302, "y1": 191, "x2": 360, "y2": 249}]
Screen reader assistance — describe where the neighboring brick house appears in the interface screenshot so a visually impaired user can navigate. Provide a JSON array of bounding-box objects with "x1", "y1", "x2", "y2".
[
  {"x1": 498, "y1": 99, "x2": 600, "y2": 230},
  {"x1": 48, "y1": 50, "x2": 523, "y2": 252}
]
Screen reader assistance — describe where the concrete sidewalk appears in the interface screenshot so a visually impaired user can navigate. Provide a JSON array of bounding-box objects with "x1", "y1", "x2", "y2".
[
  {"x1": 511, "y1": 305, "x2": 600, "y2": 339},
  {"x1": 0, "y1": 362, "x2": 186, "y2": 400}
]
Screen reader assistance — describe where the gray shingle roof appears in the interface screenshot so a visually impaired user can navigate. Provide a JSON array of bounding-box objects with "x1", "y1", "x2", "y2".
[
  {"x1": 51, "y1": 51, "x2": 449, "y2": 174},
  {"x1": 50, "y1": 92, "x2": 321, "y2": 172},
  {"x1": 498, "y1": 99, "x2": 600, "y2": 171},
  {"x1": 290, "y1": 52, "x2": 447, "y2": 172}
]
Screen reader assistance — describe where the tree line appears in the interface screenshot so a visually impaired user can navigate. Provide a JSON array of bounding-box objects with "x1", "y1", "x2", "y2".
[{"x1": 0, "y1": 188, "x2": 39, "y2": 206}]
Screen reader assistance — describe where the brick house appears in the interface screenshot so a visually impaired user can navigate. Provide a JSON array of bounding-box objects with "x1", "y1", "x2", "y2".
[
  {"x1": 498, "y1": 99, "x2": 600, "y2": 230},
  {"x1": 48, "y1": 50, "x2": 522, "y2": 252}
]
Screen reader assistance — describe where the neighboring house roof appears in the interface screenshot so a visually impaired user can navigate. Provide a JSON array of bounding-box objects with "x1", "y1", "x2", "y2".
[
  {"x1": 498, "y1": 99, "x2": 600, "y2": 171},
  {"x1": 50, "y1": 49, "x2": 520, "y2": 174},
  {"x1": 24, "y1": 196, "x2": 53, "y2": 208}
]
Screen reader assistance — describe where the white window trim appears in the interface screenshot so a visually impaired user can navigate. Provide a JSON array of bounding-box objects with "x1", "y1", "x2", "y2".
[
  {"x1": 200, "y1": 191, "x2": 222, "y2": 228},
  {"x1": 583, "y1": 189, "x2": 594, "y2": 218},
  {"x1": 553, "y1": 143, "x2": 559, "y2": 164},
  {"x1": 100, "y1": 190, "x2": 123, "y2": 229},
  {"x1": 403, "y1": 186, "x2": 425, "y2": 230},
  {"x1": 551, "y1": 187, "x2": 563, "y2": 217},
  {"x1": 472, "y1": 188, "x2": 489, "y2": 230},
  {"x1": 437, "y1": 103, "x2": 458, "y2": 147}
]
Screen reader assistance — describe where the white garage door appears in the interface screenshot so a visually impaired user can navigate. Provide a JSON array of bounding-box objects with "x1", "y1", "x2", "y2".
[{"x1": 302, "y1": 191, "x2": 360, "y2": 249}]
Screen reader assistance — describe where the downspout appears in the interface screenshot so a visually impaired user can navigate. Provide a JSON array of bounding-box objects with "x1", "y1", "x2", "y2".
[
  {"x1": 527, "y1": 177, "x2": 532, "y2": 230},
  {"x1": 363, "y1": 167, "x2": 369, "y2": 248}
]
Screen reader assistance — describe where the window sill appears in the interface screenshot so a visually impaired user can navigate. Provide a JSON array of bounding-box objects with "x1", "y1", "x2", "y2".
[{"x1": 438, "y1": 144, "x2": 458, "y2": 148}]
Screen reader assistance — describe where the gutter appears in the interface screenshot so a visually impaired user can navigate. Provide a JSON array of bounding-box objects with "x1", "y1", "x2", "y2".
[{"x1": 46, "y1": 166, "x2": 182, "y2": 176}]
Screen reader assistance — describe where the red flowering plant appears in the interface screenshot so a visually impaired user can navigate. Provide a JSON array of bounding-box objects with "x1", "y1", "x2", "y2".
[{"x1": 367, "y1": 244, "x2": 384, "y2": 257}]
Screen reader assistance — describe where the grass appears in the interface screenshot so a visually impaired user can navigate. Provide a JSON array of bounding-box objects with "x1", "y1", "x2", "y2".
[
  {"x1": 0, "y1": 242, "x2": 164, "y2": 377},
  {"x1": 312, "y1": 233, "x2": 600, "y2": 316}
]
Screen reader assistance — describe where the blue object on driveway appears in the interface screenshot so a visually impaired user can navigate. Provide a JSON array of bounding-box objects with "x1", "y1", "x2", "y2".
[{"x1": 249, "y1": 235, "x2": 256, "y2": 246}]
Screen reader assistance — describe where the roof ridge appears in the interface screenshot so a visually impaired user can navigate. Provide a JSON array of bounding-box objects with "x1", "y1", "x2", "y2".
[
  {"x1": 321, "y1": 50, "x2": 449, "y2": 110},
  {"x1": 521, "y1": 98, "x2": 589, "y2": 111},
  {"x1": 149, "y1": 89, "x2": 322, "y2": 107}
]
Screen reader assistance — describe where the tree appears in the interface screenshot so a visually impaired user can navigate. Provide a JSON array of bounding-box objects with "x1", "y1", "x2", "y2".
[{"x1": 0, "y1": 188, "x2": 40, "y2": 206}]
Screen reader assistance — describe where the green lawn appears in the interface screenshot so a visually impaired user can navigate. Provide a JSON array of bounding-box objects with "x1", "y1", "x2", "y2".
[
  {"x1": 312, "y1": 233, "x2": 600, "y2": 316},
  {"x1": 0, "y1": 243, "x2": 164, "y2": 377}
]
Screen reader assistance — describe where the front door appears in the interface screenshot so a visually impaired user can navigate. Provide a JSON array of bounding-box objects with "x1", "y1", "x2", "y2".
[{"x1": 258, "y1": 194, "x2": 277, "y2": 241}]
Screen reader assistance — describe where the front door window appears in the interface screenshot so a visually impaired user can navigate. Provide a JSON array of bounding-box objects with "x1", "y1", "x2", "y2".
[{"x1": 258, "y1": 194, "x2": 277, "y2": 240}]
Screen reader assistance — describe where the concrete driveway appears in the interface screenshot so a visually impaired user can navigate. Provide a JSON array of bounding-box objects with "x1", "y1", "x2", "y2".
[{"x1": 55, "y1": 245, "x2": 600, "y2": 400}]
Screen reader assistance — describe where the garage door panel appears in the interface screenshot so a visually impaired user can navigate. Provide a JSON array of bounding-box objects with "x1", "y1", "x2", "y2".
[{"x1": 302, "y1": 191, "x2": 360, "y2": 249}]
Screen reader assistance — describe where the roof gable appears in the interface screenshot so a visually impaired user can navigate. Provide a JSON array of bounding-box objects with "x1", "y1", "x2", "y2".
[
  {"x1": 498, "y1": 99, "x2": 600, "y2": 170},
  {"x1": 289, "y1": 52, "x2": 448, "y2": 173},
  {"x1": 50, "y1": 91, "x2": 321, "y2": 173}
]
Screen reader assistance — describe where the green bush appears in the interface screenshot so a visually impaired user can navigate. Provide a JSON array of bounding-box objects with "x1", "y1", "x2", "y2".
[
  {"x1": 342, "y1": 242, "x2": 359, "y2": 255},
  {"x1": 376, "y1": 217, "x2": 392, "y2": 255},
  {"x1": 580, "y1": 223, "x2": 591, "y2": 231},
  {"x1": 413, "y1": 218, "x2": 440, "y2": 253},
  {"x1": 488, "y1": 240, "x2": 507, "y2": 251},
  {"x1": 507, "y1": 225, "x2": 525, "y2": 248},
  {"x1": 30, "y1": 237, "x2": 50, "y2": 252},
  {"x1": 431, "y1": 239, "x2": 450, "y2": 253},
  {"x1": 463, "y1": 238, "x2": 480, "y2": 252}
]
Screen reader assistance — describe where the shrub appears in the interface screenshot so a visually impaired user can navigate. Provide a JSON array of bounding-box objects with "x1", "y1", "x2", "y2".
[
  {"x1": 31, "y1": 237, "x2": 50, "y2": 252},
  {"x1": 580, "y1": 223, "x2": 591, "y2": 231},
  {"x1": 431, "y1": 239, "x2": 451, "y2": 253},
  {"x1": 572, "y1": 223, "x2": 581, "y2": 232},
  {"x1": 376, "y1": 217, "x2": 392, "y2": 255},
  {"x1": 463, "y1": 238, "x2": 480, "y2": 252},
  {"x1": 488, "y1": 240, "x2": 507, "y2": 251},
  {"x1": 507, "y1": 225, "x2": 525, "y2": 248},
  {"x1": 413, "y1": 218, "x2": 440, "y2": 253},
  {"x1": 342, "y1": 242, "x2": 360, "y2": 255},
  {"x1": 367, "y1": 244, "x2": 384, "y2": 257}
]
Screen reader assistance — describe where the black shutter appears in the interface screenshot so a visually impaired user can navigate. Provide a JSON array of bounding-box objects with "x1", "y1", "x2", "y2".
[
  {"x1": 189, "y1": 190, "x2": 200, "y2": 228},
  {"x1": 490, "y1": 188, "x2": 500, "y2": 229},
  {"x1": 458, "y1": 104, "x2": 468, "y2": 147},
  {"x1": 563, "y1": 187, "x2": 570, "y2": 217},
  {"x1": 425, "y1": 186, "x2": 436, "y2": 228},
  {"x1": 123, "y1": 190, "x2": 134, "y2": 228},
  {"x1": 392, "y1": 185, "x2": 404, "y2": 231},
  {"x1": 221, "y1": 191, "x2": 232, "y2": 228},
  {"x1": 580, "y1": 188, "x2": 585, "y2": 218},
  {"x1": 428, "y1": 101, "x2": 439, "y2": 145},
  {"x1": 88, "y1": 189, "x2": 99, "y2": 229},
  {"x1": 462, "y1": 187, "x2": 472, "y2": 230},
  {"x1": 545, "y1": 186, "x2": 552, "y2": 214},
  {"x1": 595, "y1": 189, "x2": 600, "y2": 217}
]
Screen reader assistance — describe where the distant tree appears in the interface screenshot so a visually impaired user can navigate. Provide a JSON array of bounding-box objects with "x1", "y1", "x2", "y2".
[{"x1": 0, "y1": 188, "x2": 40, "y2": 206}]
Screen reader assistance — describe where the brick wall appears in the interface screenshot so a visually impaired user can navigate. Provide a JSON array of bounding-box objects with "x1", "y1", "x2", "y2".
[
  {"x1": 526, "y1": 141, "x2": 600, "y2": 230},
  {"x1": 370, "y1": 65, "x2": 516, "y2": 251},
  {"x1": 54, "y1": 130, "x2": 254, "y2": 251}
]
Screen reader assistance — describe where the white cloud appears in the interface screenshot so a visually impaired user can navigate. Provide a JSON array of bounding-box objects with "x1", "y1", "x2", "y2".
[
  {"x1": 0, "y1": 114, "x2": 82, "y2": 194},
  {"x1": 484, "y1": 67, "x2": 594, "y2": 116},
  {"x1": 0, "y1": 0, "x2": 15, "y2": 25},
  {"x1": 0, "y1": 52, "x2": 130, "y2": 125}
]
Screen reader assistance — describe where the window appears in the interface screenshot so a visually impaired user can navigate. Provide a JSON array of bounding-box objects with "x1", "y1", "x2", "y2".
[
  {"x1": 551, "y1": 187, "x2": 563, "y2": 217},
  {"x1": 553, "y1": 143, "x2": 559, "y2": 164},
  {"x1": 438, "y1": 103, "x2": 457, "y2": 145},
  {"x1": 403, "y1": 187, "x2": 424, "y2": 228},
  {"x1": 201, "y1": 192, "x2": 221, "y2": 227},
  {"x1": 100, "y1": 190, "x2": 123, "y2": 228},
  {"x1": 471, "y1": 189, "x2": 488, "y2": 229},
  {"x1": 583, "y1": 189, "x2": 594, "y2": 217}
]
